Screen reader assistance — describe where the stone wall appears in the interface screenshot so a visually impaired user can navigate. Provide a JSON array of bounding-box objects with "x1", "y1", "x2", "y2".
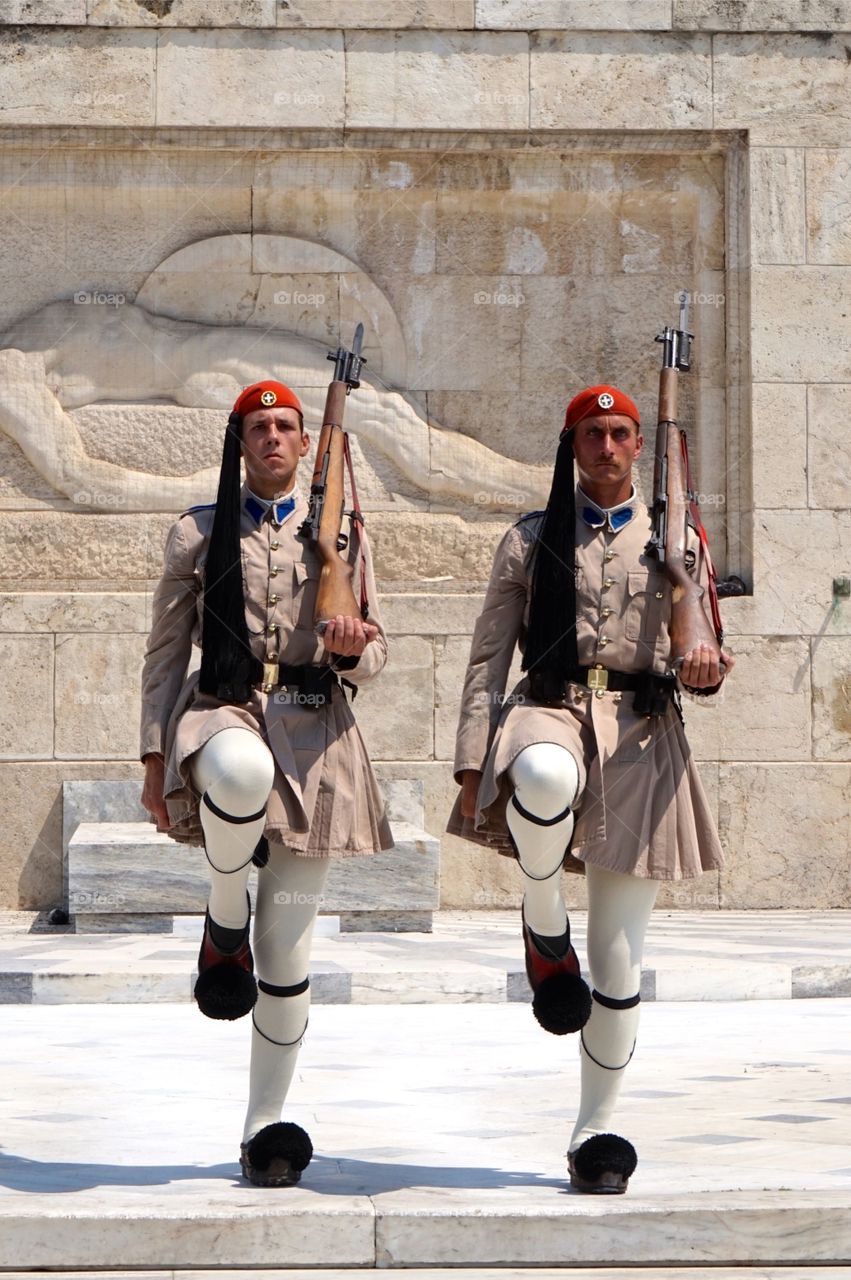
[{"x1": 0, "y1": 0, "x2": 848, "y2": 913}]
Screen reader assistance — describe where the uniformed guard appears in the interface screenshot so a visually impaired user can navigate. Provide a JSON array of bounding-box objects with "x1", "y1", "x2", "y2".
[
  {"x1": 449, "y1": 384, "x2": 734, "y2": 1194},
  {"x1": 140, "y1": 378, "x2": 392, "y2": 1187}
]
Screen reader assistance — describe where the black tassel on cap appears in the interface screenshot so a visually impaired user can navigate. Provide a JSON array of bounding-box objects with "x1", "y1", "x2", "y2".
[
  {"x1": 522, "y1": 429, "x2": 579, "y2": 699},
  {"x1": 198, "y1": 411, "x2": 262, "y2": 702}
]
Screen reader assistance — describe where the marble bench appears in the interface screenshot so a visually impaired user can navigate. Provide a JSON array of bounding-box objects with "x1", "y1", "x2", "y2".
[{"x1": 63, "y1": 779, "x2": 439, "y2": 934}]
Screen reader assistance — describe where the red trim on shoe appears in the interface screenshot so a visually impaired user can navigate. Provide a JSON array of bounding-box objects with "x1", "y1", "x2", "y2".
[
  {"x1": 521, "y1": 904, "x2": 580, "y2": 992},
  {"x1": 198, "y1": 911, "x2": 253, "y2": 978}
]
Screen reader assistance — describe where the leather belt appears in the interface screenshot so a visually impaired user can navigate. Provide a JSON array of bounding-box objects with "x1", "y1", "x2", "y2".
[
  {"x1": 255, "y1": 661, "x2": 339, "y2": 693},
  {"x1": 565, "y1": 665, "x2": 642, "y2": 693},
  {"x1": 277, "y1": 662, "x2": 334, "y2": 685},
  {"x1": 214, "y1": 664, "x2": 340, "y2": 705}
]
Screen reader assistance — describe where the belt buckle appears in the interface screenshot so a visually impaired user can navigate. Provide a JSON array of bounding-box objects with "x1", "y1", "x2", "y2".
[
  {"x1": 587, "y1": 664, "x2": 608, "y2": 691},
  {"x1": 260, "y1": 661, "x2": 279, "y2": 693}
]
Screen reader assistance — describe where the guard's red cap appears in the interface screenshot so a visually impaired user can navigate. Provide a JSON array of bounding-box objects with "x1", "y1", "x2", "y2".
[
  {"x1": 232, "y1": 380, "x2": 303, "y2": 419},
  {"x1": 563, "y1": 384, "x2": 640, "y2": 433}
]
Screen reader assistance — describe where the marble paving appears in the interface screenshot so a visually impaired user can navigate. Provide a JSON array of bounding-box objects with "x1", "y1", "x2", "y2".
[
  {"x1": 0, "y1": 999, "x2": 850, "y2": 1268},
  {"x1": 0, "y1": 1272, "x2": 849, "y2": 1280},
  {"x1": 1, "y1": 909, "x2": 850, "y2": 1005}
]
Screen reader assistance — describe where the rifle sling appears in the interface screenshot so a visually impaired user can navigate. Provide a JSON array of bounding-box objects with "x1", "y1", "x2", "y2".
[{"x1": 343, "y1": 431, "x2": 370, "y2": 619}]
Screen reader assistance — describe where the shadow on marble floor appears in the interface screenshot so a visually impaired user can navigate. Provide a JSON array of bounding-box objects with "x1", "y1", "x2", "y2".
[
  {"x1": 308, "y1": 1154, "x2": 568, "y2": 1195},
  {"x1": 0, "y1": 1149, "x2": 567, "y2": 1196},
  {"x1": 0, "y1": 1150, "x2": 239, "y2": 1193}
]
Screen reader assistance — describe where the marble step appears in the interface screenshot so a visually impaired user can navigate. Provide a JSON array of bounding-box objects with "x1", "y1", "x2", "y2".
[
  {"x1": 1, "y1": 1273, "x2": 847, "y2": 1280},
  {"x1": 2, "y1": 1194, "x2": 849, "y2": 1270},
  {"x1": 63, "y1": 776, "x2": 439, "y2": 932},
  {"x1": 67, "y1": 819, "x2": 439, "y2": 932},
  {"x1": 2, "y1": 910, "x2": 851, "y2": 1006}
]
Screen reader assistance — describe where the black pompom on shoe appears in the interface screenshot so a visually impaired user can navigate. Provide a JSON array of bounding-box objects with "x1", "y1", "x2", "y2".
[
  {"x1": 532, "y1": 971, "x2": 593, "y2": 1036},
  {"x1": 567, "y1": 1133, "x2": 637, "y2": 1194},
  {"x1": 240, "y1": 1122, "x2": 313, "y2": 1187},
  {"x1": 194, "y1": 961, "x2": 257, "y2": 1021}
]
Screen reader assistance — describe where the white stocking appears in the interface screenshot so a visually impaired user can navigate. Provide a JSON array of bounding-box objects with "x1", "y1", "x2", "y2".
[
  {"x1": 189, "y1": 728, "x2": 275, "y2": 932},
  {"x1": 569, "y1": 863, "x2": 659, "y2": 1152},
  {"x1": 243, "y1": 843, "x2": 331, "y2": 1143},
  {"x1": 508, "y1": 743, "x2": 580, "y2": 940}
]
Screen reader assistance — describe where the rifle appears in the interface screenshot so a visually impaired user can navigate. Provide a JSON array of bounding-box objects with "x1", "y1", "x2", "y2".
[
  {"x1": 299, "y1": 323, "x2": 369, "y2": 634},
  {"x1": 648, "y1": 293, "x2": 725, "y2": 679}
]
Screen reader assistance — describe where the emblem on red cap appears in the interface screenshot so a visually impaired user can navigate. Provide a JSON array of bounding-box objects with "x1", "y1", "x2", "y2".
[
  {"x1": 260, "y1": 390, "x2": 277, "y2": 406},
  {"x1": 597, "y1": 392, "x2": 614, "y2": 409}
]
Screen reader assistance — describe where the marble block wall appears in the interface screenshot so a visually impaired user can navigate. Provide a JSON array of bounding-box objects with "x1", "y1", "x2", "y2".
[{"x1": 0, "y1": 0, "x2": 848, "y2": 913}]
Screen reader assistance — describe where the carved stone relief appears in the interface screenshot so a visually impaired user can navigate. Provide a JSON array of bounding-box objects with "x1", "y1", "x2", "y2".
[{"x1": 0, "y1": 233, "x2": 551, "y2": 514}]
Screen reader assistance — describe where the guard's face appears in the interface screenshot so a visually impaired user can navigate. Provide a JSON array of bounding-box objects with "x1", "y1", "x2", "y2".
[
  {"x1": 240, "y1": 406, "x2": 309, "y2": 493},
  {"x1": 571, "y1": 413, "x2": 642, "y2": 490}
]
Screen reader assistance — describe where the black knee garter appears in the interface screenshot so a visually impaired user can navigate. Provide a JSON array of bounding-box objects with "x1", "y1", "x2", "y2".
[
  {"x1": 201, "y1": 791, "x2": 267, "y2": 874},
  {"x1": 580, "y1": 988, "x2": 641, "y2": 1070},
  {"x1": 510, "y1": 794, "x2": 572, "y2": 881},
  {"x1": 252, "y1": 977, "x2": 310, "y2": 1047}
]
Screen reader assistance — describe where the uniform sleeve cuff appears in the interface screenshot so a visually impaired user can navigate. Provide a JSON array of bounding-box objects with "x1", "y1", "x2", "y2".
[
  {"x1": 139, "y1": 722, "x2": 167, "y2": 761},
  {"x1": 680, "y1": 677, "x2": 724, "y2": 697},
  {"x1": 331, "y1": 655, "x2": 360, "y2": 672},
  {"x1": 454, "y1": 763, "x2": 485, "y2": 783}
]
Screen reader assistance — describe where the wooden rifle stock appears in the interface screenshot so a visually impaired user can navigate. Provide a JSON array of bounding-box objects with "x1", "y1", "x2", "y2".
[
  {"x1": 300, "y1": 326, "x2": 366, "y2": 634},
  {"x1": 652, "y1": 299, "x2": 725, "y2": 675}
]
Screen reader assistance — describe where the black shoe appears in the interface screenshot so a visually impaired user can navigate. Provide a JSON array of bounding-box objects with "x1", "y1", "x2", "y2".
[
  {"x1": 194, "y1": 897, "x2": 257, "y2": 1021},
  {"x1": 239, "y1": 1122, "x2": 313, "y2": 1187},
  {"x1": 521, "y1": 904, "x2": 592, "y2": 1035},
  {"x1": 567, "y1": 1133, "x2": 637, "y2": 1194}
]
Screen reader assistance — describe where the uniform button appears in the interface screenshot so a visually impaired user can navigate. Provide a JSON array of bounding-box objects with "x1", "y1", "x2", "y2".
[
  {"x1": 655, "y1": 590, "x2": 664, "y2": 599},
  {"x1": 265, "y1": 624, "x2": 276, "y2": 634},
  {"x1": 601, "y1": 607, "x2": 613, "y2": 618},
  {"x1": 270, "y1": 566, "x2": 278, "y2": 577},
  {"x1": 266, "y1": 652, "x2": 276, "y2": 662},
  {"x1": 270, "y1": 540, "x2": 280, "y2": 550},
  {"x1": 599, "y1": 636, "x2": 610, "y2": 646},
  {"x1": 603, "y1": 577, "x2": 615, "y2": 588},
  {"x1": 269, "y1": 594, "x2": 278, "y2": 604},
  {"x1": 613, "y1": 692, "x2": 623, "y2": 703},
  {"x1": 604, "y1": 551, "x2": 615, "y2": 562},
  {"x1": 594, "y1": 688, "x2": 605, "y2": 699}
]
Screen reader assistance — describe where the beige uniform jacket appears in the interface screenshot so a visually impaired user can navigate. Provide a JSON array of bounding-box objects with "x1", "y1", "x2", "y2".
[
  {"x1": 140, "y1": 483, "x2": 392, "y2": 858},
  {"x1": 447, "y1": 487, "x2": 725, "y2": 881}
]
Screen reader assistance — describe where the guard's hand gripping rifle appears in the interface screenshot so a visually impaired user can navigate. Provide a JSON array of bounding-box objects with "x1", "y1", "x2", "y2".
[
  {"x1": 299, "y1": 323, "x2": 368, "y2": 635},
  {"x1": 648, "y1": 293, "x2": 725, "y2": 678}
]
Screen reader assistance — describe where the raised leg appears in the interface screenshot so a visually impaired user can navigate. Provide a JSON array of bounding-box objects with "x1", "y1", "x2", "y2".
[
  {"x1": 508, "y1": 742, "x2": 579, "y2": 939},
  {"x1": 190, "y1": 727, "x2": 275, "y2": 931},
  {"x1": 508, "y1": 743, "x2": 591, "y2": 1035},
  {"x1": 189, "y1": 728, "x2": 275, "y2": 1019}
]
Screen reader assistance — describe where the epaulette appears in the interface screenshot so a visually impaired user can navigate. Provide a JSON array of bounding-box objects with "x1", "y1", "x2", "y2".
[
  {"x1": 179, "y1": 502, "x2": 216, "y2": 519},
  {"x1": 514, "y1": 509, "x2": 545, "y2": 526}
]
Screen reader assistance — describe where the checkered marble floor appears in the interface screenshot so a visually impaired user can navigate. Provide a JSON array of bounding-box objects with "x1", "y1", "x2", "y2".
[
  {"x1": 0, "y1": 1000, "x2": 849, "y2": 1269},
  {"x1": 1, "y1": 909, "x2": 850, "y2": 1005}
]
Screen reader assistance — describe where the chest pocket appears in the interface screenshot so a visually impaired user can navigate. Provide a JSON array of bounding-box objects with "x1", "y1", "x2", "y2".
[{"x1": 624, "y1": 569, "x2": 669, "y2": 642}]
